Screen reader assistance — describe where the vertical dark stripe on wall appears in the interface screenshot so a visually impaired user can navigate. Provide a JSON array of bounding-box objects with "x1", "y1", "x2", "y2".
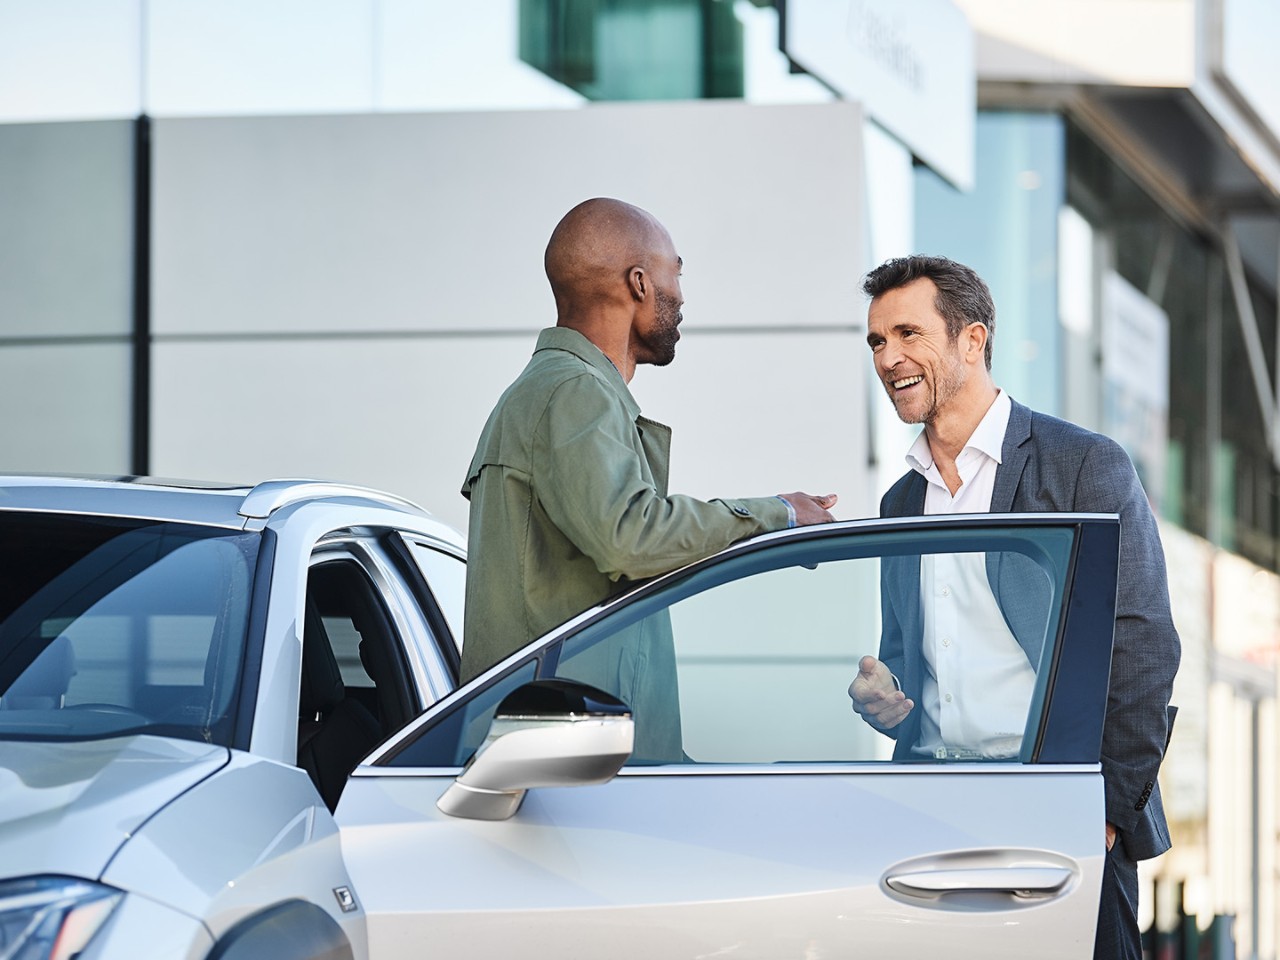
[{"x1": 131, "y1": 114, "x2": 152, "y2": 477}]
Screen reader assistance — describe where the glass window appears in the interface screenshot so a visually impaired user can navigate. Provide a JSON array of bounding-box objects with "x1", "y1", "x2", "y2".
[
  {"x1": 403, "y1": 539, "x2": 466, "y2": 652},
  {"x1": 915, "y1": 112, "x2": 1065, "y2": 418},
  {"x1": 0, "y1": 513, "x2": 259, "y2": 745},
  {"x1": 519, "y1": 0, "x2": 744, "y2": 100},
  {"x1": 304, "y1": 556, "x2": 422, "y2": 737},
  {"x1": 389, "y1": 659, "x2": 539, "y2": 768},
  {"x1": 388, "y1": 524, "x2": 1077, "y2": 769},
  {"x1": 1065, "y1": 117, "x2": 1280, "y2": 570}
]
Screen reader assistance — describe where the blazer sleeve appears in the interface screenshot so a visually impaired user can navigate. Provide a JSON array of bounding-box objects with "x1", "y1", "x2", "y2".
[
  {"x1": 873, "y1": 488, "x2": 915, "y2": 743},
  {"x1": 1074, "y1": 436, "x2": 1181, "y2": 834}
]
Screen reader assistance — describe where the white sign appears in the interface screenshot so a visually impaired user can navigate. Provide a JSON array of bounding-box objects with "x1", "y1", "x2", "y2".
[
  {"x1": 784, "y1": 0, "x2": 975, "y2": 190},
  {"x1": 1102, "y1": 271, "x2": 1170, "y2": 512}
]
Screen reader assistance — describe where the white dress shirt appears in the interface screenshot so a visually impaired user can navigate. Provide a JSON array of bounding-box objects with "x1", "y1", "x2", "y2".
[{"x1": 904, "y1": 390, "x2": 1035, "y2": 760}]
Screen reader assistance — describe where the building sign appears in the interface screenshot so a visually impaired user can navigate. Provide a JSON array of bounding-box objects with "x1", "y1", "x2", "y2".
[
  {"x1": 783, "y1": 0, "x2": 975, "y2": 190},
  {"x1": 1102, "y1": 271, "x2": 1170, "y2": 514}
]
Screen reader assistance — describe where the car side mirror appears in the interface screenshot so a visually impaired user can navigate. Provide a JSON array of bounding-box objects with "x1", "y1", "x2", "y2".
[{"x1": 437, "y1": 679, "x2": 634, "y2": 821}]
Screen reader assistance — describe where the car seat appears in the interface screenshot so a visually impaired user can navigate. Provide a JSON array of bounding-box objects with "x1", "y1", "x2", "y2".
[{"x1": 297, "y1": 599, "x2": 381, "y2": 811}]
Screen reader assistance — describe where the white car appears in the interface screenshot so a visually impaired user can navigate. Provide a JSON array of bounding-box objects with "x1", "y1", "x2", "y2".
[{"x1": 0, "y1": 475, "x2": 1118, "y2": 959}]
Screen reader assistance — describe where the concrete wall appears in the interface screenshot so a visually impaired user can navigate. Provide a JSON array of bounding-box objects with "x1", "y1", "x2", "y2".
[{"x1": 147, "y1": 101, "x2": 870, "y2": 532}]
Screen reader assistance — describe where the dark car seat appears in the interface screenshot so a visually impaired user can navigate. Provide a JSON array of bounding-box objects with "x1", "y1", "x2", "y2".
[{"x1": 297, "y1": 599, "x2": 381, "y2": 811}]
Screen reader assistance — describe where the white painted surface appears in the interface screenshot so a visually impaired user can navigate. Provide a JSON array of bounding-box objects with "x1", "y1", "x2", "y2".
[
  {"x1": 0, "y1": 120, "x2": 135, "y2": 338},
  {"x1": 0, "y1": 0, "x2": 579, "y2": 123},
  {"x1": 338, "y1": 768, "x2": 1104, "y2": 959},
  {"x1": 150, "y1": 102, "x2": 863, "y2": 335},
  {"x1": 0, "y1": 343, "x2": 132, "y2": 474},
  {"x1": 956, "y1": 0, "x2": 1194, "y2": 86},
  {"x1": 149, "y1": 102, "x2": 870, "y2": 527},
  {"x1": 786, "y1": 0, "x2": 976, "y2": 190}
]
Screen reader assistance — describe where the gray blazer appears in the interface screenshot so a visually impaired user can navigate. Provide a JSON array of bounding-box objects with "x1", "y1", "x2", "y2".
[{"x1": 879, "y1": 399, "x2": 1180, "y2": 861}]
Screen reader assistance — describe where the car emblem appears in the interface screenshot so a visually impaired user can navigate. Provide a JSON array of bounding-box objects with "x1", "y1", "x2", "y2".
[{"x1": 333, "y1": 886, "x2": 359, "y2": 913}]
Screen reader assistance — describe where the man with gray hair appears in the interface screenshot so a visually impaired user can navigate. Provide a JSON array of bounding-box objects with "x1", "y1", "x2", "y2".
[{"x1": 849, "y1": 254, "x2": 1179, "y2": 959}]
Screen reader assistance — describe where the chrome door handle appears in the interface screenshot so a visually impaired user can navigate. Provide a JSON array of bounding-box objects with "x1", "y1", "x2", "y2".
[{"x1": 885, "y1": 867, "x2": 1072, "y2": 900}]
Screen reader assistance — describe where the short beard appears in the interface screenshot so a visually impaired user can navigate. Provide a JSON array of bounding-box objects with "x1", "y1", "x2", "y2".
[
  {"x1": 648, "y1": 288, "x2": 683, "y2": 366},
  {"x1": 892, "y1": 352, "x2": 965, "y2": 425}
]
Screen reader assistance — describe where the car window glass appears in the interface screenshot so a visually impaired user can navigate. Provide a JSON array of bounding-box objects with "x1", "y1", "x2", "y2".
[
  {"x1": 0, "y1": 514, "x2": 258, "y2": 746},
  {"x1": 403, "y1": 540, "x2": 465, "y2": 653},
  {"x1": 549, "y1": 527, "x2": 1073, "y2": 766},
  {"x1": 383, "y1": 525, "x2": 1076, "y2": 770},
  {"x1": 304, "y1": 558, "x2": 416, "y2": 734},
  {"x1": 385, "y1": 659, "x2": 538, "y2": 767}
]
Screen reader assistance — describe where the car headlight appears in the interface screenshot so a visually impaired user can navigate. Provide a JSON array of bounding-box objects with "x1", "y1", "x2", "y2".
[{"x1": 0, "y1": 877, "x2": 122, "y2": 960}]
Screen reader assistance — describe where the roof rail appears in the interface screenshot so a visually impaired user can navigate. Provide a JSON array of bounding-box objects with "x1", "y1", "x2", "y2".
[{"x1": 238, "y1": 479, "x2": 428, "y2": 520}]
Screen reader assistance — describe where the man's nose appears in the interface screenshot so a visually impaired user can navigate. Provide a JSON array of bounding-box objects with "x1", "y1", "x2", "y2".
[{"x1": 878, "y1": 343, "x2": 902, "y2": 372}]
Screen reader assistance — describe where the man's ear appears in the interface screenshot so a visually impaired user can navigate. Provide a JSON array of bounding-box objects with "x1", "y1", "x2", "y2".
[
  {"x1": 964, "y1": 322, "x2": 988, "y2": 364},
  {"x1": 628, "y1": 266, "x2": 647, "y2": 302}
]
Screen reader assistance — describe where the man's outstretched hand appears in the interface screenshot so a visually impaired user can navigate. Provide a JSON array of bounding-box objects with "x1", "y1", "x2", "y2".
[
  {"x1": 848, "y1": 655, "x2": 914, "y2": 731},
  {"x1": 778, "y1": 492, "x2": 838, "y2": 525}
]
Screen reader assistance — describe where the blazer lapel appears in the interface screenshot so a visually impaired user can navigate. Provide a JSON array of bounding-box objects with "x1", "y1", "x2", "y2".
[
  {"x1": 886, "y1": 471, "x2": 926, "y2": 516},
  {"x1": 991, "y1": 399, "x2": 1032, "y2": 513}
]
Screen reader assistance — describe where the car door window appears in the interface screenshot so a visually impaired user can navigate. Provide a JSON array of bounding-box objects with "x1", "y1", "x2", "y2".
[
  {"x1": 401, "y1": 538, "x2": 466, "y2": 653},
  {"x1": 305, "y1": 558, "x2": 416, "y2": 737},
  {"x1": 384, "y1": 521, "x2": 1096, "y2": 771},
  {"x1": 552, "y1": 527, "x2": 1071, "y2": 765}
]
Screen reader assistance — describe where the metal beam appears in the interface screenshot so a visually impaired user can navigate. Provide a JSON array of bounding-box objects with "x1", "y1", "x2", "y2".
[{"x1": 1222, "y1": 224, "x2": 1280, "y2": 469}]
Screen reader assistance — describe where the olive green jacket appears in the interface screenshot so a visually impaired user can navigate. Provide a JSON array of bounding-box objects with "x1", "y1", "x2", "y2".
[{"x1": 460, "y1": 326, "x2": 790, "y2": 681}]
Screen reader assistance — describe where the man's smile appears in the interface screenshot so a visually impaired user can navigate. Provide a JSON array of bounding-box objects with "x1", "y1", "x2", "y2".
[{"x1": 892, "y1": 374, "x2": 924, "y2": 390}]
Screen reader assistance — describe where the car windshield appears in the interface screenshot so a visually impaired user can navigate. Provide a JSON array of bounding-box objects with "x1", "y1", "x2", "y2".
[{"x1": 0, "y1": 512, "x2": 260, "y2": 745}]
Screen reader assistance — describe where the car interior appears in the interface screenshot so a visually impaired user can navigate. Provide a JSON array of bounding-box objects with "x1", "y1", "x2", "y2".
[{"x1": 298, "y1": 558, "x2": 420, "y2": 810}]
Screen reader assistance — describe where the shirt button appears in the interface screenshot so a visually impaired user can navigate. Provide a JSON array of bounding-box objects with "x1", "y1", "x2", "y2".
[
  {"x1": 940, "y1": 586, "x2": 951, "y2": 597},
  {"x1": 944, "y1": 694, "x2": 953, "y2": 703},
  {"x1": 942, "y1": 637, "x2": 951, "y2": 647}
]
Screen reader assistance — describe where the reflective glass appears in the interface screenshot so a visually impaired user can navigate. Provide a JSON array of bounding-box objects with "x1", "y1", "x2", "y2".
[
  {"x1": 519, "y1": 0, "x2": 744, "y2": 100},
  {"x1": 0, "y1": 513, "x2": 260, "y2": 745},
  {"x1": 391, "y1": 524, "x2": 1078, "y2": 768},
  {"x1": 915, "y1": 112, "x2": 1065, "y2": 418}
]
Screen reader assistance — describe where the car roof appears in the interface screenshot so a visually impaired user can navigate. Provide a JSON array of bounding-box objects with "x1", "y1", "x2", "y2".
[{"x1": 0, "y1": 474, "x2": 452, "y2": 536}]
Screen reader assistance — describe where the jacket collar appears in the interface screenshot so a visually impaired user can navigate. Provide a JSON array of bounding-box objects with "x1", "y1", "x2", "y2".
[
  {"x1": 534, "y1": 326, "x2": 641, "y2": 420},
  {"x1": 990, "y1": 398, "x2": 1032, "y2": 512}
]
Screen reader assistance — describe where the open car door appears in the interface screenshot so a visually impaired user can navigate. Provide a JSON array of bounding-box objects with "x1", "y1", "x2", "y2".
[{"x1": 337, "y1": 513, "x2": 1119, "y2": 959}]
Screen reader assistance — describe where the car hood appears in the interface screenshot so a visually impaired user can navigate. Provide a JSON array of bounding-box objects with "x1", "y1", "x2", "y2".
[{"x1": 0, "y1": 736, "x2": 229, "y2": 880}]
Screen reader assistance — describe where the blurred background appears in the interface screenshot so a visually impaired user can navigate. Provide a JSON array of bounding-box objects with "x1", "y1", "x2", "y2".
[{"x1": 0, "y1": 1, "x2": 1276, "y2": 955}]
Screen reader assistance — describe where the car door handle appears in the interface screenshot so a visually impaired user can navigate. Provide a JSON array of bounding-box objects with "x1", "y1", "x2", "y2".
[{"x1": 885, "y1": 867, "x2": 1072, "y2": 900}]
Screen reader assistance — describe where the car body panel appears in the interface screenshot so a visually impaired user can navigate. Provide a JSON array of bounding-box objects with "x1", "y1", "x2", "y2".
[
  {"x1": 78, "y1": 888, "x2": 214, "y2": 960},
  {"x1": 0, "y1": 476, "x2": 252, "y2": 527},
  {"x1": 0, "y1": 737, "x2": 228, "y2": 878},
  {"x1": 102, "y1": 753, "x2": 368, "y2": 958},
  {"x1": 339, "y1": 766, "x2": 1102, "y2": 959}
]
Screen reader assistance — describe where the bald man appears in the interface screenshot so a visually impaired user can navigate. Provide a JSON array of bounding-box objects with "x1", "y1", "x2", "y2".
[{"x1": 460, "y1": 198, "x2": 836, "y2": 683}]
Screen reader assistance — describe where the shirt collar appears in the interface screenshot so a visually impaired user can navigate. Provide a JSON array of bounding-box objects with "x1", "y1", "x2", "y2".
[
  {"x1": 905, "y1": 389, "x2": 1012, "y2": 475},
  {"x1": 533, "y1": 326, "x2": 640, "y2": 419},
  {"x1": 968, "y1": 389, "x2": 1012, "y2": 463}
]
